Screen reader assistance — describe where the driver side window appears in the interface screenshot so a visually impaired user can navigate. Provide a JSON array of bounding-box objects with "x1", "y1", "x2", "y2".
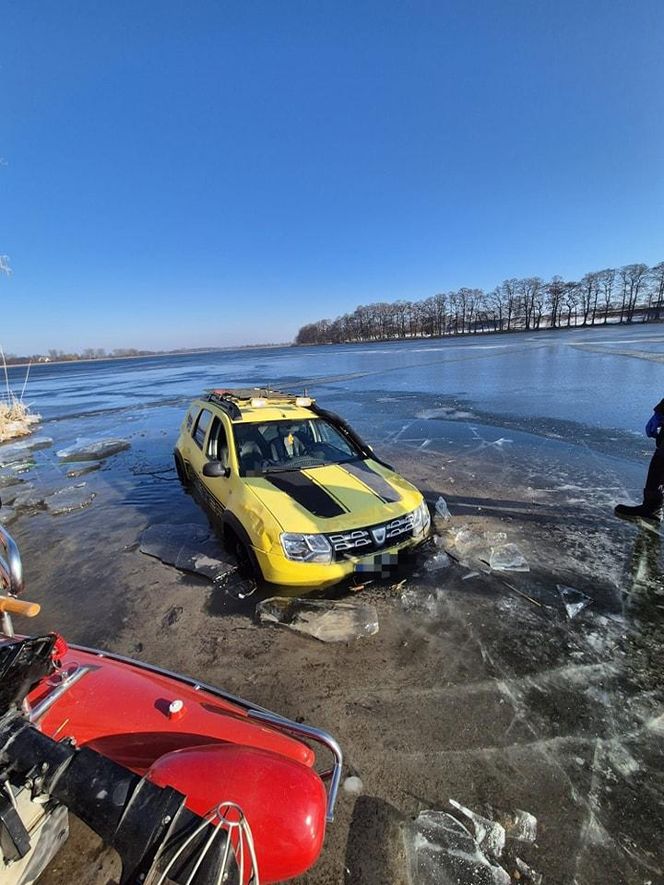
[{"x1": 206, "y1": 417, "x2": 229, "y2": 467}]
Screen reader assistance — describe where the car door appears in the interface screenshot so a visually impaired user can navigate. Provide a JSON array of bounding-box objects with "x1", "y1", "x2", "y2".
[{"x1": 199, "y1": 413, "x2": 234, "y2": 514}]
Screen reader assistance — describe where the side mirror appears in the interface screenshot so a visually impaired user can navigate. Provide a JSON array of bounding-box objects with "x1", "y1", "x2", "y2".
[{"x1": 203, "y1": 461, "x2": 231, "y2": 479}]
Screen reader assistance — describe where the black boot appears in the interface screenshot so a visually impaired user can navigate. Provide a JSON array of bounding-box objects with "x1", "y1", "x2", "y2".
[{"x1": 615, "y1": 490, "x2": 663, "y2": 523}]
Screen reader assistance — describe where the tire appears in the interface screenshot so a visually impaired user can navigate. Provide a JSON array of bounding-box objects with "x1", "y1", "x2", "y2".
[
  {"x1": 225, "y1": 527, "x2": 263, "y2": 582},
  {"x1": 173, "y1": 451, "x2": 190, "y2": 488}
]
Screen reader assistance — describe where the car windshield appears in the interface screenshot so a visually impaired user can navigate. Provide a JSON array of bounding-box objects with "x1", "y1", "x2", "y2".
[{"x1": 233, "y1": 418, "x2": 360, "y2": 475}]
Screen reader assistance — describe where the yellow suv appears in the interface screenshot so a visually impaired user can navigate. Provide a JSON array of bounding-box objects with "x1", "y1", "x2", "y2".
[{"x1": 174, "y1": 389, "x2": 430, "y2": 587}]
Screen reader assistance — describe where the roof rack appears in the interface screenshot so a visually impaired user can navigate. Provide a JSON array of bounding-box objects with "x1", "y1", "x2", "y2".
[{"x1": 203, "y1": 387, "x2": 315, "y2": 420}]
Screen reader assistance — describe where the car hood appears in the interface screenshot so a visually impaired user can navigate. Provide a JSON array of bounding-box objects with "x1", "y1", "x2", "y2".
[{"x1": 243, "y1": 459, "x2": 422, "y2": 533}]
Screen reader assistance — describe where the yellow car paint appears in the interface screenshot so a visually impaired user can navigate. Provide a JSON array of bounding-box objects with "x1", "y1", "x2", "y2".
[{"x1": 174, "y1": 390, "x2": 429, "y2": 587}]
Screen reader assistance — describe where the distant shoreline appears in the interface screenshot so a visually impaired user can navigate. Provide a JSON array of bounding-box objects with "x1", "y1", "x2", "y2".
[{"x1": 5, "y1": 343, "x2": 291, "y2": 369}]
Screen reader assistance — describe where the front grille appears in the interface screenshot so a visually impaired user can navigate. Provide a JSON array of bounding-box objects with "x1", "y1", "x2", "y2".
[{"x1": 327, "y1": 511, "x2": 417, "y2": 558}]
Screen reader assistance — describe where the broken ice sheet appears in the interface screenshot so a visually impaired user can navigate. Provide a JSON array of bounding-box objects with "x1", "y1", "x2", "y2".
[
  {"x1": 450, "y1": 525, "x2": 486, "y2": 557},
  {"x1": 256, "y1": 597, "x2": 379, "y2": 643},
  {"x1": 435, "y1": 496, "x2": 451, "y2": 520},
  {"x1": 488, "y1": 808, "x2": 537, "y2": 844},
  {"x1": 489, "y1": 543, "x2": 529, "y2": 572},
  {"x1": 0, "y1": 507, "x2": 17, "y2": 525},
  {"x1": 404, "y1": 811, "x2": 510, "y2": 885},
  {"x1": 46, "y1": 483, "x2": 96, "y2": 515},
  {"x1": 140, "y1": 523, "x2": 234, "y2": 581},
  {"x1": 449, "y1": 799, "x2": 505, "y2": 859},
  {"x1": 515, "y1": 857, "x2": 542, "y2": 885},
  {"x1": 0, "y1": 435, "x2": 53, "y2": 467},
  {"x1": 56, "y1": 437, "x2": 130, "y2": 462},
  {"x1": 8, "y1": 484, "x2": 47, "y2": 510},
  {"x1": 557, "y1": 584, "x2": 593, "y2": 619},
  {"x1": 424, "y1": 550, "x2": 451, "y2": 572}
]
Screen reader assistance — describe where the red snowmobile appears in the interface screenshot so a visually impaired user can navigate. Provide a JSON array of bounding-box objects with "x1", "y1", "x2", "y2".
[{"x1": 0, "y1": 525, "x2": 342, "y2": 884}]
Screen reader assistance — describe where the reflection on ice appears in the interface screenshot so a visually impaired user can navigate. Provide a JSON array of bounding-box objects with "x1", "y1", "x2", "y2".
[
  {"x1": 56, "y1": 437, "x2": 130, "y2": 462},
  {"x1": 66, "y1": 462, "x2": 102, "y2": 478},
  {"x1": 139, "y1": 523, "x2": 235, "y2": 581},
  {"x1": 256, "y1": 597, "x2": 379, "y2": 642}
]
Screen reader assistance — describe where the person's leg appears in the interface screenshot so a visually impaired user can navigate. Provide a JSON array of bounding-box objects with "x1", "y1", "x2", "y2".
[{"x1": 615, "y1": 436, "x2": 664, "y2": 521}]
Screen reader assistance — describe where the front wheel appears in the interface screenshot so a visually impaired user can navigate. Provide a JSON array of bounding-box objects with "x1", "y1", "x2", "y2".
[{"x1": 173, "y1": 451, "x2": 190, "y2": 488}]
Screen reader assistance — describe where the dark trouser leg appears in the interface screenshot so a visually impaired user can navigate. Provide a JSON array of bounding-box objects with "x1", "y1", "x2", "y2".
[
  {"x1": 644, "y1": 437, "x2": 664, "y2": 504},
  {"x1": 615, "y1": 434, "x2": 664, "y2": 520}
]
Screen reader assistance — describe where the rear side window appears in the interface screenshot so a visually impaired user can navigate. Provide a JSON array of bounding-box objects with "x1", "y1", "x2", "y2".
[{"x1": 192, "y1": 408, "x2": 213, "y2": 449}]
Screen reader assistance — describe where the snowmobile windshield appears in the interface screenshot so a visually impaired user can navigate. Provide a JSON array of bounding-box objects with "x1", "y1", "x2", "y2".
[{"x1": 233, "y1": 418, "x2": 361, "y2": 475}]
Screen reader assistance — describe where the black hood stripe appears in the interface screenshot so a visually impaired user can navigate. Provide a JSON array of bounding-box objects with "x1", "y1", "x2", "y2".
[
  {"x1": 341, "y1": 460, "x2": 401, "y2": 504},
  {"x1": 265, "y1": 471, "x2": 347, "y2": 518}
]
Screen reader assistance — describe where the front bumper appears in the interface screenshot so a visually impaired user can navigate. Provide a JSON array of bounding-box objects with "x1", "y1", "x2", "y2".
[{"x1": 255, "y1": 532, "x2": 428, "y2": 587}]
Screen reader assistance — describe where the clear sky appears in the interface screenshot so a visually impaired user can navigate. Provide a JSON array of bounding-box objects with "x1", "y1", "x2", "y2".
[{"x1": 1, "y1": 1, "x2": 663, "y2": 353}]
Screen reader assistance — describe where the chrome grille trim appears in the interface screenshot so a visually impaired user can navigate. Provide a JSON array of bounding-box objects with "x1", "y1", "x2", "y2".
[{"x1": 327, "y1": 510, "x2": 417, "y2": 555}]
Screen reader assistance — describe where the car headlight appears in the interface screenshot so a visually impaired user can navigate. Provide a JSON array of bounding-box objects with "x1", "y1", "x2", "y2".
[
  {"x1": 280, "y1": 532, "x2": 333, "y2": 564},
  {"x1": 411, "y1": 500, "x2": 431, "y2": 536}
]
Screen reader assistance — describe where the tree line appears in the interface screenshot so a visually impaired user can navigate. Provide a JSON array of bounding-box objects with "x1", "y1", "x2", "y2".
[{"x1": 295, "y1": 261, "x2": 664, "y2": 345}]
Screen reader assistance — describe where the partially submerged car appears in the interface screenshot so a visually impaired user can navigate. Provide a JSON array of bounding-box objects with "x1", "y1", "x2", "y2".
[{"x1": 174, "y1": 388, "x2": 430, "y2": 586}]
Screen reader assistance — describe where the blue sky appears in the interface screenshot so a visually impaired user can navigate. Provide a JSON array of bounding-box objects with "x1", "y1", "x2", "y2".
[{"x1": 1, "y1": 1, "x2": 663, "y2": 353}]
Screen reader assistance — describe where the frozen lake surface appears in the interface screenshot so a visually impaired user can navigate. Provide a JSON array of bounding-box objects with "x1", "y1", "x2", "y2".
[{"x1": 3, "y1": 323, "x2": 664, "y2": 885}]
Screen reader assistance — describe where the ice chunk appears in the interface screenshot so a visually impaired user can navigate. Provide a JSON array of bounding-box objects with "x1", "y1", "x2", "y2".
[
  {"x1": 451, "y1": 525, "x2": 486, "y2": 556},
  {"x1": 485, "y1": 531, "x2": 507, "y2": 546},
  {"x1": 140, "y1": 523, "x2": 234, "y2": 581},
  {"x1": 0, "y1": 473, "x2": 23, "y2": 489},
  {"x1": 46, "y1": 483, "x2": 96, "y2": 515},
  {"x1": 404, "y1": 811, "x2": 510, "y2": 885},
  {"x1": 66, "y1": 462, "x2": 102, "y2": 478},
  {"x1": 256, "y1": 597, "x2": 379, "y2": 642},
  {"x1": 0, "y1": 436, "x2": 53, "y2": 466},
  {"x1": 515, "y1": 857, "x2": 542, "y2": 884},
  {"x1": 56, "y1": 437, "x2": 130, "y2": 462},
  {"x1": 401, "y1": 588, "x2": 440, "y2": 616},
  {"x1": 489, "y1": 543, "x2": 529, "y2": 572},
  {"x1": 435, "y1": 496, "x2": 451, "y2": 520},
  {"x1": 489, "y1": 808, "x2": 537, "y2": 844},
  {"x1": 449, "y1": 799, "x2": 506, "y2": 858},
  {"x1": 9, "y1": 484, "x2": 47, "y2": 510},
  {"x1": 0, "y1": 506, "x2": 17, "y2": 525},
  {"x1": 557, "y1": 584, "x2": 593, "y2": 619},
  {"x1": 343, "y1": 776, "x2": 364, "y2": 795},
  {"x1": 424, "y1": 551, "x2": 451, "y2": 572}
]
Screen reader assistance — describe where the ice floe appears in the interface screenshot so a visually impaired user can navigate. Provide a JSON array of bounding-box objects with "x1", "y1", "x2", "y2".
[
  {"x1": 139, "y1": 523, "x2": 235, "y2": 581},
  {"x1": 256, "y1": 597, "x2": 379, "y2": 642},
  {"x1": 46, "y1": 483, "x2": 96, "y2": 514},
  {"x1": 56, "y1": 437, "x2": 130, "y2": 462},
  {"x1": 404, "y1": 810, "x2": 510, "y2": 885}
]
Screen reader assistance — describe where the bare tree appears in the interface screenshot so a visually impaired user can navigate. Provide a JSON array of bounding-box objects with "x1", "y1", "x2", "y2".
[
  {"x1": 598, "y1": 268, "x2": 616, "y2": 323},
  {"x1": 546, "y1": 276, "x2": 565, "y2": 328}
]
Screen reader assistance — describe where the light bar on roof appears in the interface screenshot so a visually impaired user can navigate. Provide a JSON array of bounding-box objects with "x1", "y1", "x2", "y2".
[
  {"x1": 250, "y1": 397, "x2": 267, "y2": 407},
  {"x1": 295, "y1": 396, "x2": 312, "y2": 407}
]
